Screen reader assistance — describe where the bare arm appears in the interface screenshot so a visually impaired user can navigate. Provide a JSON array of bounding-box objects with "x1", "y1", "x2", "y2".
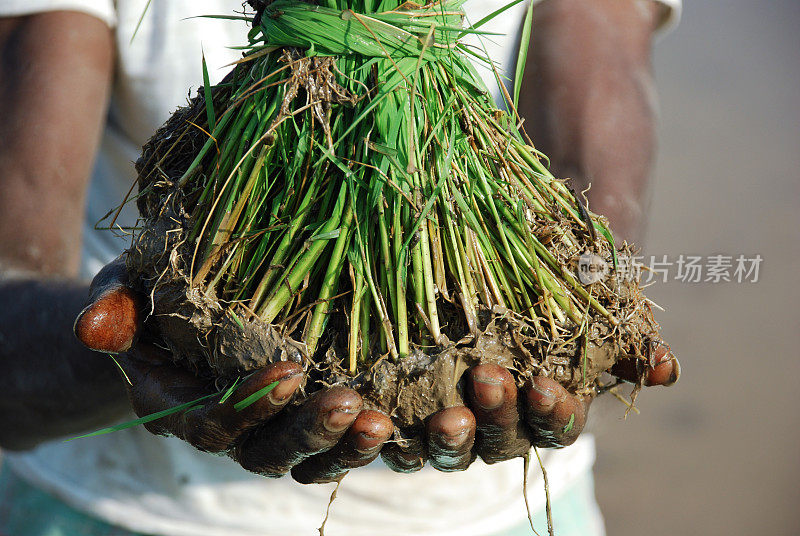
[
  {"x1": 518, "y1": 0, "x2": 665, "y2": 243},
  {"x1": 0, "y1": 11, "x2": 128, "y2": 450}
]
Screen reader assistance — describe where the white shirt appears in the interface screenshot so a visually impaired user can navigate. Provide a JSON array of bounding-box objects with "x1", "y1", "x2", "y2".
[{"x1": 0, "y1": 1, "x2": 680, "y2": 534}]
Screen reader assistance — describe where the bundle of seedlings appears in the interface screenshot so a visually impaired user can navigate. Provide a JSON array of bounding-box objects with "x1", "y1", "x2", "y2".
[{"x1": 124, "y1": 0, "x2": 666, "y2": 435}]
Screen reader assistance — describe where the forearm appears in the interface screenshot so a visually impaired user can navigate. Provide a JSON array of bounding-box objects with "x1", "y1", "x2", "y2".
[
  {"x1": 0, "y1": 12, "x2": 123, "y2": 450},
  {"x1": 0, "y1": 12, "x2": 112, "y2": 275},
  {"x1": 0, "y1": 274, "x2": 129, "y2": 450},
  {"x1": 519, "y1": 0, "x2": 662, "y2": 242}
]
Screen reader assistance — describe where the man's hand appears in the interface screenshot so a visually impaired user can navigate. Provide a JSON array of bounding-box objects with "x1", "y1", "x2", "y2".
[
  {"x1": 75, "y1": 258, "x2": 394, "y2": 484},
  {"x1": 381, "y1": 350, "x2": 678, "y2": 472},
  {"x1": 77, "y1": 255, "x2": 679, "y2": 479}
]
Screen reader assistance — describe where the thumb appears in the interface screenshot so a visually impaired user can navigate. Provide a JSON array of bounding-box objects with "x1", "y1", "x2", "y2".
[{"x1": 74, "y1": 256, "x2": 143, "y2": 353}]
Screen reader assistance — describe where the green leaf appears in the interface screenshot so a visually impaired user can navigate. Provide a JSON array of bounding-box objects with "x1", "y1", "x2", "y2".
[
  {"x1": 218, "y1": 377, "x2": 243, "y2": 404},
  {"x1": 229, "y1": 310, "x2": 245, "y2": 330},
  {"x1": 309, "y1": 229, "x2": 342, "y2": 241},
  {"x1": 202, "y1": 51, "x2": 216, "y2": 129},
  {"x1": 67, "y1": 392, "x2": 218, "y2": 441},
  {"x1": 513, "y1": 0, "x2": 535, "y2": 109},
  {"x1": 130, "y1": 0, "x2": 153, "y2": 44},
  {"x1": 234, "y1": 381, "x2": 280, "y2": 411},
  {"x1": 462, "y1": 0, "x2": 526, "y2": 36},
  {"x1": 562, "y1": 413, "x2": 575, "y2": 434}
]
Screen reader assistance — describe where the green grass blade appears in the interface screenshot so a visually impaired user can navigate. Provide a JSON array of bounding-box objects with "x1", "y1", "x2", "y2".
[
  {"x1": 202, "y1": 51, "x2": 216, "y2": 129},
  {"x1": 218, "y1": 377, "x2": 243, "y2": 404},
  {"x1": 233, "y1": 380, "x2": 280, "y2": 411},
  {"x1": 513, "y1": 0, "x2": 535, "y2": 108},
  {"x1": 130, "y1": 0, "x2": 153, "y2": 44},
  {"x1": 67, "y1": 392, "x2": 218, "y2": 440},
  {"x1": 461, "y1": 0, "x2": 526, "y2": 36}
]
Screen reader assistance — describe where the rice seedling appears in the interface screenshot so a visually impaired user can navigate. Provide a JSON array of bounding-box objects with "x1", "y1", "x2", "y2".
[{"x1": 123, "y1": 0, "x2": 665, "y2": 430}]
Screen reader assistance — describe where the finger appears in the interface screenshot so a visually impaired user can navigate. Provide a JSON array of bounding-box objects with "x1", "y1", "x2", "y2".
[
  {"x1": 610, "y1": 342, "x2": 680, "y2": 386},
  {"x1": 233, "y1": 386, "x2": 362, "y2": 477},
  {"x1": 427, "y1": 406, "x2": 476, "y2": 472},
  {"x1": 467, "y1": 364, "x2": 531, "y2": 463},
  {"x1": 74, "y1": 256, "x2": 142, "y2": 353},
  {"x1": 523, "y1": 377, "x2": 588, "y2": 448},
  {"x1": 290, "y1": 410, "x2": 394, "y2": 484},
  {"x1": 380, "y1": 429, "x2": 426, "y2": 473},
  {"x1": 87, "y1": 255, "x2": 130, "y2": 301},
  {"x1": 118, "y1": 345, "x2": 303, "y2": 452},
  {"x1": 115, "y1": 344, "x2": 214, "y2": 438},
  {"x1": 181, "y1": 361, "x2": 303, "y2": 452},
  {"x1": 74, "y1": 285, "x2": 141, "y2": 353}
]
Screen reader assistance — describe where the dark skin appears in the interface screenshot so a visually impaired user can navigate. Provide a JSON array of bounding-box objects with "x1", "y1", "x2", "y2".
[
  {"x1": 1, "y1": 1, "x2": 679, "y2": 482},
  {"x1": 0, "y1": 12, "x2": 127, "y2": 450}
]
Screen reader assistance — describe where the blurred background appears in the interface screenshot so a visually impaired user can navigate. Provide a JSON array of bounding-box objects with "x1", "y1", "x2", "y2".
[{"x1": 592, "y1": 1, "x2": 800, "y2": 535}]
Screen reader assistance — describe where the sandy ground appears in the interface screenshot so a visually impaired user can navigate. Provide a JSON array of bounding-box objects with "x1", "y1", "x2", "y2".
[{"x1": 591, "y1": 2, "x2": 800, "y2": 535}]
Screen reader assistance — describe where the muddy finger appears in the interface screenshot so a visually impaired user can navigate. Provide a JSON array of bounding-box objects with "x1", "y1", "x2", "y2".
[
  {"x1": 74, "y1": 285, "x2": 142, "y2": 354},
  {"x1": 232, "y1": 386, "x2": 361, "y2": 477},
  {"x1": 523, "y1": 376, "x2": 588, "y2": 448},
  {"x1": 611, "y1": 342, "x2": 680, "y2": 386},
  {"x1": 291, "y1": 410, "x2": 394, "y2": 484},
  {"x1": 467, "y1": 364, "x2": 531, "y2": 463},
  {"x1": 427, "y1": 406, "x2": 477, "y2": 472},
  {"x1": 381, "y1": 428, "x2": 427, "y2": 473},
  {"x1": 180, "y1": 361, "x2": 304, "y2": 452}
]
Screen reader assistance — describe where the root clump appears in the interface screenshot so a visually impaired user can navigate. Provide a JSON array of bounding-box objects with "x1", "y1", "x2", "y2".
[{"x1": 123, "y1": 1, "x2": 665, "y2": 432}]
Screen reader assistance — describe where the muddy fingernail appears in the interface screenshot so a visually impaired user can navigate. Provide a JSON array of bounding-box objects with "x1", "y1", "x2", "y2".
[
  {"x1": 665, "y1": 358, "x2": 681, "y2": 386},
  {"x1": 438, "y1": 428, "x2": 470, "y2": 448},
  {"x1": 324, "y1": 408, "x2": 359, "y2": 433},
  {"x1": 268, "y1": 372, "x2": 303, "y2": 404},
  {"x1": 528, "y1": 383, "x2": 556, "y2": 410},
  {"x1": 355, "y1": 432, "x2": 385, "y2": 454},
  {"x1": 471, "y1": 375, "x2": 505, "y2": 410}
]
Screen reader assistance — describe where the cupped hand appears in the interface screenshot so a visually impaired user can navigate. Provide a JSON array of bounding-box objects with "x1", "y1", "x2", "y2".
[
  {"x1": 382, "y1": 350, "x2": 680, "y2": 473},
  {"x1": 74, "y1": 257, "x2": 393, "y2": 484},
  {"x1": 75, "y1": 258, "x2": 679, "y2": 478}
]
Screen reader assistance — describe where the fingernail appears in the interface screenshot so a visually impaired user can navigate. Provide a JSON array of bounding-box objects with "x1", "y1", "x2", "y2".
[
  {"x1": 324, "y1": 408, "x2": 359, "y2": 433},
  {"x1": 438, "y1": 428, "x2": 470, "y2": 448},
  {"x1": 471, "y1": 375, "x2": 505, "y2": 410},
  {"x1": 355, "y1": 433, "x2": 384, "y2": 454},
  {"x1": 665, "y1": 358, "x2": 681, "y2": 386},
  {"x1": 267, "y1": 372, "x2": 303, "y2": 404},
  {"x1": 529, "y1": 383, "x2": 556, "y2": 409}
]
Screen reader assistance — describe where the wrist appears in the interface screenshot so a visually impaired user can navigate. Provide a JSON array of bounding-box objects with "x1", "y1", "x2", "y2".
[{"x1": 0, "y1": 277, "x2": 129, "y2": 449}]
